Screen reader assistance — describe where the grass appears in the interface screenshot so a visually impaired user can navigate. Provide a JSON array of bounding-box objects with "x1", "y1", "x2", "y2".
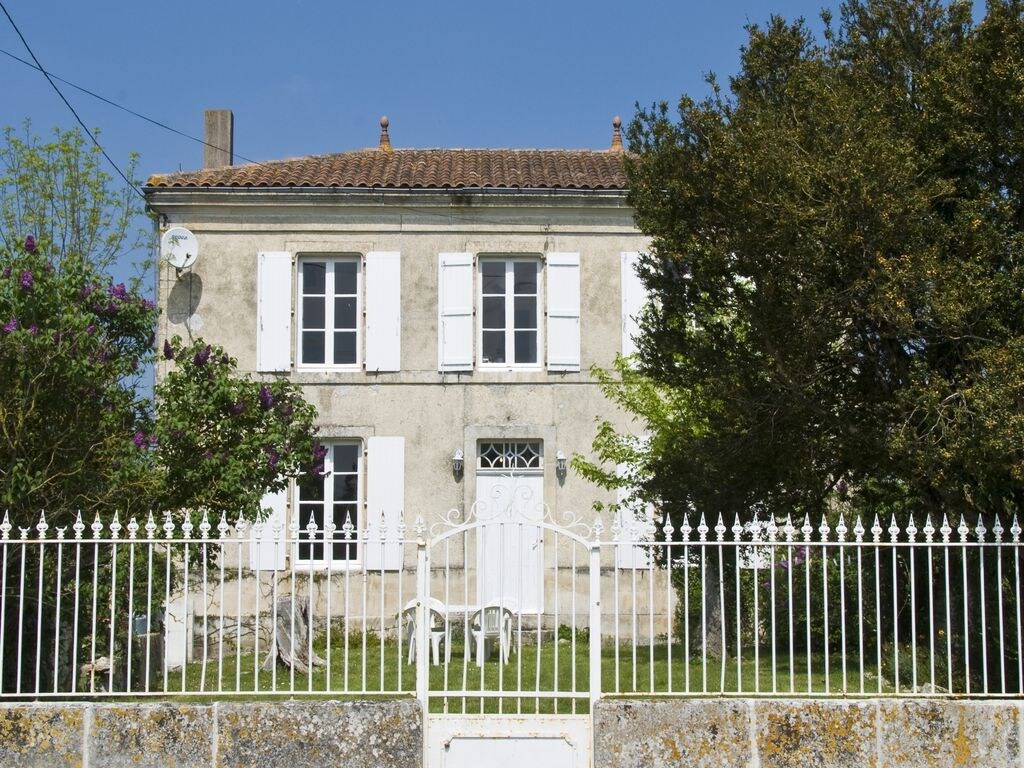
[{"x1": 154, "y1": 632, "x2": 892, "y2": 712}]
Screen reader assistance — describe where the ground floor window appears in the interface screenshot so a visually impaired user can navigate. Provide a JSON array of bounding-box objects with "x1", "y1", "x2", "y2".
[{"x1": 295, "y1": 441, "x2": 361, "y2": 565}]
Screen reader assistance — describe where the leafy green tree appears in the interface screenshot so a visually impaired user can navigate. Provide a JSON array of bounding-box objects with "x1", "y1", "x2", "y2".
[
  {"x1": 582, "y1": 0, "x2": 1024, "y2": 686},
  {"x1": 622, "y1": 0, "x2": 1024, "y2": 526},
  {"x1": 154, "y1": 336, "x2": 320, "y2": 518},
  {"x1": 0, "y1": 125, "x2": 322, "y2": 693},
  {"x1": 0, "y1": 126, "x2": 155, "y2": 516}
]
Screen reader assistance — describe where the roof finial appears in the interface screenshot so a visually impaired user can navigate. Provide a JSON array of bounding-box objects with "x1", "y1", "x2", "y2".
[
  {"x1": 610, "y1": 116, "x2": 623, "y2": 152},
  {"x1": 378, "y1": 116, "x2": 392, "y2": 152}
]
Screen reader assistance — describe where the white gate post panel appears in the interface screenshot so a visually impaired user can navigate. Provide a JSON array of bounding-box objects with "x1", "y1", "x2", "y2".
[
  {"x1": 415, "y1": 537, "x2": 430, "y2": 709},
  {"x1": 589, "y1": 542, "x2": 602, "y2": 708}
]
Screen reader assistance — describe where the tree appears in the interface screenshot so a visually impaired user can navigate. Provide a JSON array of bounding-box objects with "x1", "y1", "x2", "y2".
[
  {"x1": 580, "y1": 0, "x2": 1024, "y2": 685},
  {"x1": 0, "y1": 125, "x2": 322, "y2": 693},
  {"x1": 620, "y1": 0, "x2": 1024, "y2": 526},
  {"x1": 0, "y1": 125, "x2": 156, "y2": 516}
]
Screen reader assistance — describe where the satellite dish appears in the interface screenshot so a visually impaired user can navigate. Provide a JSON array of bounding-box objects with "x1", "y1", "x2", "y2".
[{"x1": 160, "y1": 227, "x2": 199, "y2": 270}]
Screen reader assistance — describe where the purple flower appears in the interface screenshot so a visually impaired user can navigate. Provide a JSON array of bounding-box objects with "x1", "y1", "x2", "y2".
[
  {"x1": 86, "y1": 324, "x2": 96, "y2": 336},
  {"x1": 79, "y1": 284, "x2": 96, "y2": 299},
  {"x1": 108, "y1": 283, "x2": 128, "y2": 301},
  {"x1": 27, "y1": 324, "x2": 38, "y2": 336},
  {"x1": 259, "y1": 386, "x2": 274, "y2": 410},
  {"x1": 43, "y1": 262, "x2": 53, "y2": 274},
  {"x1": 148, "y1": 434, "x2": 158, "y2": 448},
  {"x1": 23, "y1": 235, "x2": 36, "y2": 253},
  {"x1": 193, "y1": 345, "x2": 211, "y2": 366},
  {"x1": 229, "y1": 401, "x2": 246, "y2": 416},
  {"x1": 2, "y1": 266, "x2": 10, "y2": 279},
  {"x1": 3, "y1": 318, "x2": 18, "y2": 333},
  {"x1": 312, "y1": 443, "x2": 328, "y2": 462},
  {"x1": 132, "y1": 432, "x2": 146, "y2": 448},
  {"x1": 265, "y1": 446, "x2": 280, "y2": 469},
  {"x1": 162, "y1": 339, "x2": 174, "y2": 360},
  {"x1": 141, "y1": 299, "x2": 155, "y2": 310},
  {"x1": 105, "y1": 301, "x2": 118, "y2": 315},
  {"x1": 19, "y1": 270, "x2": 33, "y2": 291}
]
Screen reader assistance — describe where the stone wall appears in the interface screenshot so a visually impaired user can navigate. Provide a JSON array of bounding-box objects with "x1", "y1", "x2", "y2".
[
  {"x1": 3, "y1": 697, "x2": 1020, "y2": 767},
  {"x1": 593, "y1": 698, "x2": 1022, "y2": 768},
  {"x1": 0, "y1": 700, "x2": 421, "y2": 768}
]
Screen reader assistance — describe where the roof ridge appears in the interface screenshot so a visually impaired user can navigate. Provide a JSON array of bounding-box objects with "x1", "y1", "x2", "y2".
[{"x1": 146, "y1": 146, "x2": 628, "y2": 190}]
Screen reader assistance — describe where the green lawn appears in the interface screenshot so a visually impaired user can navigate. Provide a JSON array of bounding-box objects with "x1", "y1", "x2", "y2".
[{"x1": 155, "y1": 633, "x2": 892, "y2": 711}]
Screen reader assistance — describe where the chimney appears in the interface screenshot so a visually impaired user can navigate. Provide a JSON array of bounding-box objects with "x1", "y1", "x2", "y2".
[{"x1": 203, "y1": 109, "x2": 234, "y2": 169}]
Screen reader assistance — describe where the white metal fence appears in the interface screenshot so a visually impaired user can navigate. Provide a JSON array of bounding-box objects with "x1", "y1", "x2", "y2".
[{"x1": 0, "y1": 507, "x2": 1020, "y2": 704}]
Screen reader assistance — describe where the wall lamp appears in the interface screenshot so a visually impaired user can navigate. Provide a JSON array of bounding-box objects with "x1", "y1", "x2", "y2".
[
  {"x1": 452, "y1": 449, "x2": 464, "y2": 478},
  {"x1": 556, "y1": 450, "x2": 568, "y2": 479}
]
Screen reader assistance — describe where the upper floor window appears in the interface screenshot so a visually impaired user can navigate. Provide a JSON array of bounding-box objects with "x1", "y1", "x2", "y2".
[
  {"x1": 479, "y1": 258, "x2": 541, "y2": 367},
  {"x1": 298, "y1": 256, "x2": 361, "y2": 368},
  {"x1": 438, "y1": 251, "x2": 579, "y2": 374}
]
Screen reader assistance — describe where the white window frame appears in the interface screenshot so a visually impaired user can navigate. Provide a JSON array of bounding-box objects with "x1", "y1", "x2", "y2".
[
  {"x1": 296, "y1": 254, "x2": 363, "y2": 370},
  {"x1": 477, "y1": 256, "x2": 543, "y2": 369},
  {"x1": 293, "y1": 440, "x2": 363, "y2": 569}
]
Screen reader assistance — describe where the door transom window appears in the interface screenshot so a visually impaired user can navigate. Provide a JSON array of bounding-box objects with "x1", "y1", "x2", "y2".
[{"x1": 478, "y1": 441, "x2": 543, "y2": 470}]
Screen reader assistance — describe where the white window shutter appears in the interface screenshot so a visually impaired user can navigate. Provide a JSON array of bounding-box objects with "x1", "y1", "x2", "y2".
[
  {"x1": 615, "y1": 463, "x2": 652, "y2": 569},
  {"x1": 546, "y1": 252, "x2": 581, "y2": 372},
  {"x1": 438, "y1": 253, "x2": 473, "y2": 371},
  {"x1": 364, "y1": 251, "x2": 401, "y2": 372},
  {"x1": 250, "y1": 487, "x2": 287, "y2": 571},
  {"x1": 621, "y1": 251, "x2": 646, "y2": 358},
  {"x1": 364, "y1": 436, "x2": 404, "y2": 571},
  {"x1": 257, "y1": 252, "x2": 292, "y2": 372}
]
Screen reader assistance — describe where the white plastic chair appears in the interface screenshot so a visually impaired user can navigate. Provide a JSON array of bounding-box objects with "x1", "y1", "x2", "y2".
[
  {"x1": 401, "y1": 598, "x2": 450, "y2": 665},
  {"x1": 467, "y1": 604, "x2": 514, "y2": 666}
]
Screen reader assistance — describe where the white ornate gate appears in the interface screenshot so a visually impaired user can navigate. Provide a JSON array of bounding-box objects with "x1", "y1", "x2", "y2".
[{"x1": 413, "y1": 488, "x2": 602, "y2": 768}]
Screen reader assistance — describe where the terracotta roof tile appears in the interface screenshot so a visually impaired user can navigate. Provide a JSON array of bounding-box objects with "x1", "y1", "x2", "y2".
[{"x1": 146, "y1": 148, "x2": 628, "y2": 191}]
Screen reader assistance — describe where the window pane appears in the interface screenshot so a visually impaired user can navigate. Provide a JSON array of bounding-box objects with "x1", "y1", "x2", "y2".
[
  {"x1": 513, "y1": 262, "x2": 537, "y2": 294},
  {"x1": 481, "y1": 262, "x2": 505, "y2": 294},
  {"x1": 302, "y1": 296, "x2": 325, "y2": 329},
  {"x1": 482, "y1": 296, "x2": 505, "y2": 329},
  {"x1": 514, "y1": 330, "x2": 537, "y2": 364},
  {"x1": 298, "y1": 504, "x2": 324, "y2": 561},
  {"x1": 334, "y1": 297, "x2": 357, "y2": 330},
  {"x1": 303, "y1": 262, "x2": 326, "y2": 294},
  {"x1": 335, "y1": 475, "x2": 358, "y2": 502},
  {"x1": 298, "y1": 472, "x2": 325, "y2": 502},
  {"x1": 334, "y1": 331, "x2": 357, "y2": 364},
  {"x1": 482, "y1": 331, "x2": 505, "y2": 363},
  {"x1": 332, "y1": 504, "x2": 358, "y2": 560},
  {"x1": 302, "y1": 331, "x2": 325, "y2": 364},
  {"x1": 334, "y1": 443, "x2": 360, "y2": 472},
  {"x1": 335, "y1": 261, "x2": 358, "y2": 294},
  {"x1": 514, "y1": 297, "x2": 536, "y2": 329}
]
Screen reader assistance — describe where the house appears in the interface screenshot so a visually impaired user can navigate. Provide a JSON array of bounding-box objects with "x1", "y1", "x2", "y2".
[{"x1": 144, "y1": 112, "x2": 656, "y2": 659}]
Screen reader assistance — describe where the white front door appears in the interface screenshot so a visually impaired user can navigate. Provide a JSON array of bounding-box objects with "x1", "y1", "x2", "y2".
[{"x1": 475, "y1": 441, "x2": 544, "y2": 614}]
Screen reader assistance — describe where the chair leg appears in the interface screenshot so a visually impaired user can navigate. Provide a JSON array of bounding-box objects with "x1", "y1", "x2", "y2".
[{"x1": 430, "y1": 634, "x2": 440, "y2": 666}]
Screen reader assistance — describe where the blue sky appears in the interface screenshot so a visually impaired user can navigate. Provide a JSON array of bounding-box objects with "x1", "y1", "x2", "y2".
[{"x1": 2, "y1": 0, "x2": 847, "y2": 284}]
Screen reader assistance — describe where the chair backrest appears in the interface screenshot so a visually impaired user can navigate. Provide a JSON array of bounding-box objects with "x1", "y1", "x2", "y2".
[
  {"x1": 428, "y1": 608, "x2": 446, "y2": 631},
  {"x1": 474, "y1": 605, "x2": 511, "y2": 634}
]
